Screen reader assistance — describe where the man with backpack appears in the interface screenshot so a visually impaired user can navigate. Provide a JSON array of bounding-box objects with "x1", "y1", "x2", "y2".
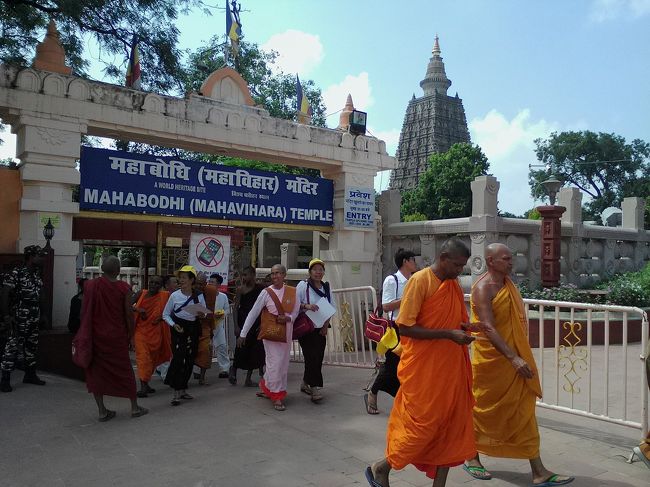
[{"x1": 364, "y1": 248, "x2": 417, "y2": 414}]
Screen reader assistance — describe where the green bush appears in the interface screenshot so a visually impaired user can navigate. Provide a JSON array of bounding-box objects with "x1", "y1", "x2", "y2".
[{"x1": 597, "y1": 263, "x2": 650, "y2": 308}]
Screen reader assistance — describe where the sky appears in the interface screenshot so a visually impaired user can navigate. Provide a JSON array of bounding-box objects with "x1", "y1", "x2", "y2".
[{"x1": 1, "y1": 0, "x2": 649, "y2": 215}]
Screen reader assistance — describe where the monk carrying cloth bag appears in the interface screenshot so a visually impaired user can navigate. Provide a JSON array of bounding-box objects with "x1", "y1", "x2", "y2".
[
  {"x1": 258, "y1": 288, "x2": 288, "y2": 343},
  {"x1": 364, "y1": 274, "x2": 398, "y2": 343}
]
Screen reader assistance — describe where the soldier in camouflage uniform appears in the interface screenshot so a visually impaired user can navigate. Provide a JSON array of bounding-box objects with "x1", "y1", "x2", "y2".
[{"x1": 0, "y1": 245, "x2": 48, "y2": 392}]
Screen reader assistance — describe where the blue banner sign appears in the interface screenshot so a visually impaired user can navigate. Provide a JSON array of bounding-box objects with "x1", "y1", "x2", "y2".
[{"x1": 79, "y1": 147, "x2": 334, "y2": 226}]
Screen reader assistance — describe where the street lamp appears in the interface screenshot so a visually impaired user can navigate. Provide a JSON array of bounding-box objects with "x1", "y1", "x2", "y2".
[
  {"x1": 541, "y1": 175, "x2": 563, "y2": 205},
  {"x1": 43, "y1": 218, "x2": 55, "y2": 249}
]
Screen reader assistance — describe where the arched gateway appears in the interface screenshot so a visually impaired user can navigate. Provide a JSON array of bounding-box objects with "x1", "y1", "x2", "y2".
[{"x1": 0, "y1": 27, "x2": 395, "y2": 326}]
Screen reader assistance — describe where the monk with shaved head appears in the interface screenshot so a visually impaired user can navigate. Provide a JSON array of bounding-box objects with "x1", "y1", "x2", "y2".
[
  {"x1": 367, "y1": 237, "x2": 481, "y2": 487},
  {"x1": 82, "y1": 255, "x2": 148, "y2": 421},
  {"x1": 463, "y1": 243, "x2": 573, "y2": 486}
]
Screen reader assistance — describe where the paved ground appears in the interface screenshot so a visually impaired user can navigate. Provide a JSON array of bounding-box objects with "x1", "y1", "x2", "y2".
[{"x1": 0, "y1": 363, "x2": 648, "y2": 487}]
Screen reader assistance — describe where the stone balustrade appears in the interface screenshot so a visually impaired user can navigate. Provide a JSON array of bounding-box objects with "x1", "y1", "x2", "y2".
[{"x1": 378, "y1": 176, "x2": 649, "y2": 289}]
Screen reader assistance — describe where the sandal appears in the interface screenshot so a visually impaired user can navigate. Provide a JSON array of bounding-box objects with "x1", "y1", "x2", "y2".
[
  {"x1": 300, "y1": 383, "x2": 313, "y2": 395},
  {"x1": 171, "y1": 398, "x2": 181, "y2": 406},
  {"x1": 98, "y1": 410, "x2": 116, "y2": 422},
  {"x1": 131, "y1": 406, "x2": 149, "y2": 418},
  {"x1": 256, "y1": 391, "x2": 267, "y2": 398},
  {"x1": 273, "y1": 401, "x2": 286, "y2": 411},
  {"x1": 463, "y1": 464, "x2": 492, "y2": 480},
  {"x1": 179, "y1": 393, "x2": 194, "y2": 400},
  {"x1": 364, "y1": 393, "x2": 379, "y2": 415},
  {"x1": 136, "y1": 390, "x2": 148, "y2": 398}
]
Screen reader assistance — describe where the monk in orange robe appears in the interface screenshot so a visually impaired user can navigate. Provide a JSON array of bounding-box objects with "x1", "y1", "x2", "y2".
[
  {"x1": 464, "y1": 243, "x2": 573, "y2": 486},
  {"x1": 133, "y1": 275, "x2": 171, "y2": 398},
  {"x1": 194, "y1": 274, "x2": 217, "y2": 385},
  {"x1": 367, "y1": 237, "x2": 480, "y2": 487}
]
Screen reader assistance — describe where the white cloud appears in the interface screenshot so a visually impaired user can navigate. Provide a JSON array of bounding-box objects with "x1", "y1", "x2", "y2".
[
  {"x1": 370, "y1": 128, "x2": 400, "y2": 156},
  {"x1": 589, "y1": 0, "x2": 650, "y2": 22},
  {"x1": 469, "y1": 109, "x2": 559, "y2": 215},
  {"x1": 261, "y1": 30, "x2": 324, "y2": 76},
  {"x1": 322, "y1": 72, "x2": 374, "y2": 127}
]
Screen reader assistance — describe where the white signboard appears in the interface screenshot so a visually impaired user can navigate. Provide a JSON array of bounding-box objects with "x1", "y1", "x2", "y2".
[
  {"x1": 189, "y1": 232, "x2": 231, "y2": 282},
  {"x1": 344, "y1": 186, "x2": 375, "y2": 229}
]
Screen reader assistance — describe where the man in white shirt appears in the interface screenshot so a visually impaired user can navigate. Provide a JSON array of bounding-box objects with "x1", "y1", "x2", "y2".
[{"x1": 364, "y1": 248, "x2": 417, "y2": 415}]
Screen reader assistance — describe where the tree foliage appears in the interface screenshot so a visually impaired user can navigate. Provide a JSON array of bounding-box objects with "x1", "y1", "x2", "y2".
[
  {"x1": 184, "y1": 38, "x2": 326, "y2": 126},
  {"x1": 529, "y1": 131, "x2": 650, "y2": 220},
  {"x1": 401, "y1": 143, "x2": 490, "y2": 220},
  {"x1": 0, "y1": 0, "x2": 208, "y2": 94}
]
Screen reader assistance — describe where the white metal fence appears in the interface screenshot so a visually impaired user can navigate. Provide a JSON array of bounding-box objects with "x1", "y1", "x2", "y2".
[
  {"x1": 290, "y1": 286, "x2": 379, "y2": 368},
  {"x1": 287, "y1": 286, "x2": 649, "y2": 435},
  {"x1": 517, "y1": 298, "x2": 648, "y2": 435}
]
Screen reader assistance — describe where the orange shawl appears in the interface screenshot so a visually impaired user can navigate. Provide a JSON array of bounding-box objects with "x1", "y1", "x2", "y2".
[
  {"x1": 386, "y1": 268, "x2": 476, "y2": 479},
  {"x1": 133, "y1": 290, "x2": 171, "y2": 381},
  {"x1": 470, "y1": 276, "x2": 542, "y2": 459}
]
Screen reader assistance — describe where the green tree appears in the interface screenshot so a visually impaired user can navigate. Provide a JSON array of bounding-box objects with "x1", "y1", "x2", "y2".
[
  {"x1": 401, "y1": 143, "x2": 490, "y2": 220},
  {"x1": 0, "y1": 0, "x2": 208, "y2": 94},
  {"x1": 529, "y1": 131, "x2": 650, "y2": 220}
]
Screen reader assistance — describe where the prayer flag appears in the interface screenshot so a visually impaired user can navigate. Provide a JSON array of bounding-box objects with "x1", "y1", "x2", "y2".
[
  {"x1": 125, "y1": 35, "x2": 141, "y2": 90},
  {"x1": 296, "y1": 75, "x2": 313, "y2": 118},
  {"x1": 226, "y1": 1, "x2": 242, "y2": 43}
]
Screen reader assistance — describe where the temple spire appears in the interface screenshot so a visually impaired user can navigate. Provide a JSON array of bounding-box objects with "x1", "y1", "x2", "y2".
[
  {"x1": 420, "y1": 35, "x2": 451, "y2": 96},
  {"x1": 337, "y1": 94, "x2": 355, "y2": 130}
]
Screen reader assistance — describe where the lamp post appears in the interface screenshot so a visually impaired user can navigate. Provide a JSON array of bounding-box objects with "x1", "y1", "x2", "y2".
[
  {"x1": 41, "y1": 218, "x2": 55, "y2": 329},
  {"x1": 537, "y1": 175, "x2": 566, "y2": 288}
]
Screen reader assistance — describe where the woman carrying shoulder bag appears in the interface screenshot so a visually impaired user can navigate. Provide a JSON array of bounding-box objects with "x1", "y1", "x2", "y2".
[{"x1": 296, "y1": 258, "x2": 335, "y2": 403}]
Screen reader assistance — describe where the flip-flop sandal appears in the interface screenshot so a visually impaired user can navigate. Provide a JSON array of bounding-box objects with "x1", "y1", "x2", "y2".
[
  {"x1": 363, "y1": 393, "x2": 379, "y2": 415},
  {"x1": 364, "y1": 466, "x2": 384, "y2": 487},
  {"x1": 145, "y1": 386, "x2": 156, "y2": 393},
  {"x1": 533, "y1": 474, "x2": 575, "y2": 486},
  {"x1": 98, "y1": 410, "x2": 116, "y2": 422},
  {"x1": 273, "y1": 402, "x2": 286, "y2": 411},
  {"x1": 171, "y1": 398, "x2": 181, "y2": 406},
  {"x1": 633, "y1": 446, "x2": 650, "y2": 469},
  {"x1": 179, "y1": 393, "x2": 194, "y2": 400},
  {"x1": 136, "y1": 390, "x2": 148, "y2": 398},
  {"x1": 463, "y1": 464, "x2": 492, "y2": 480},
  {"x1": 131, "y1": 407, "x2": 149, "y2": 418}
]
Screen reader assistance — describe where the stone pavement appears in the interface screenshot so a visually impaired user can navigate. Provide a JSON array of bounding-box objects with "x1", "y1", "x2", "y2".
[{"x1": 0, "y1": 363, "x2": 648, "y2": 487}]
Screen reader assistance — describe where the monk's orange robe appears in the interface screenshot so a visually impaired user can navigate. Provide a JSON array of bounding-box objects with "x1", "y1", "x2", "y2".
[
  {"x1": 470, "y1": 276, "x2": 543, "y2": 459},
  {"x1": 195, "y1": 284, "x2": 217, "y2": 369},
  {"x1": 134, "y1": 290, "x2": 171, "y2": 382},
  {"x1": 386, "y1": 268, "x2": 476, "y2": 479}
]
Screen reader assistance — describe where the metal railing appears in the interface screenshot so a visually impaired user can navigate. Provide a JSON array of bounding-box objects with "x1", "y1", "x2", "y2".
[
  {"x1": 463, "y1": 294, "x2": 648, "y2": 435},
  {"x1": 291, "y1": 286, "x2": 378, "y2": 368}
]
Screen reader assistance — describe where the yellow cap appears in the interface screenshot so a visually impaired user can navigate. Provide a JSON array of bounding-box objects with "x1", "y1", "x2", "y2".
[
  {"x1": 176, "y1": 265, "x2": 197, "y2": 277},
  {"x1": 308, "y1": 258, "x2": 325, "y2": 270}
]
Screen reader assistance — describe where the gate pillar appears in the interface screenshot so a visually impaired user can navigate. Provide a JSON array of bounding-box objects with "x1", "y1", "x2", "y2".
[
  {"x1": 319, "y1": 167, "x2": 377, "y2": 292},
  {"x1": 11, "y1": 114, "x2": 84, "y2": 327}
]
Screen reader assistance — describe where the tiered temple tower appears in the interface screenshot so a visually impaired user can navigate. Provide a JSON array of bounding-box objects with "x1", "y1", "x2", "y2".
[{"x1": 390, "y1": 36, "x2": 470, "y2": 190}]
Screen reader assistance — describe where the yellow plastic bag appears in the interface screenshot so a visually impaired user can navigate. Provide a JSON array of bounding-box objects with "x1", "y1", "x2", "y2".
[{"x1": 377, "y1": 327, "x2": 399, "y2": 355}]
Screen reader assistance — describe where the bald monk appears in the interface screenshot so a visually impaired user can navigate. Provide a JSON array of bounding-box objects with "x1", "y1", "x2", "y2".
[
  {"x1": 194, "y1": 273, "x2": 217, "y2": 385},
  {"x1": 133, "y1": 275, "x2": 171, "y2": 398},
  {"x1": 83, "y1": 256, "x2": 148, "y2": 421},
  {"x1": 464, "y1": 243, "x2": 573, "y2": 486},
  {"x1": 366, "y1": 237, "x2": 482, "y2": 487}
]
